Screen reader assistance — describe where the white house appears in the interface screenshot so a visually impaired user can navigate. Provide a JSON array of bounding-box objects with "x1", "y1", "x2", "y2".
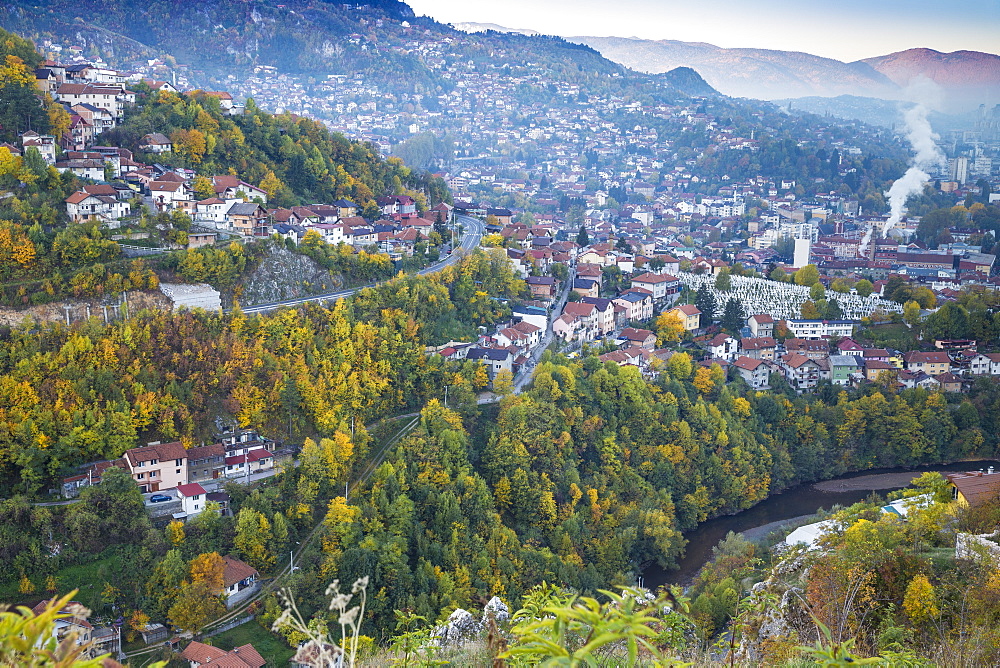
[
  {"x1": 466, "y1": 347, "x2": 514, "y2": 378},
  {"x1": 64, "y1": 191, "x2": 130, "y2": 223},
  {"x1": 175, "y1": 482, "x2": 209, "y2": 517},
  {"x1": 707, "y1": 334, "x2": 739, "y2": 361},
  {"x1": 733, "y1": 356, "x2": 771, "y2": 389},
  {"x1": 785, "y1": 319, "x2": 855, "y2": 340}
]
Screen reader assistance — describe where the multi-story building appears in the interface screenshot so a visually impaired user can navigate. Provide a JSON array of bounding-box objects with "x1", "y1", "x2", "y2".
[
  {"x1": 733, "y1": 356, "x2": 771, "y2": 390},
  {"x1": 785, "y1": 319, "x2": 854, "y2": 340},
  {"x1": 123, "y1": 441, "x2": 188, "y2": 493},
  {"x1": 779, "y1": 353, "x2": 822, "y2": 392},
  {"x1": 904, "y1": 351, "x2": 951, "y2": 376}
]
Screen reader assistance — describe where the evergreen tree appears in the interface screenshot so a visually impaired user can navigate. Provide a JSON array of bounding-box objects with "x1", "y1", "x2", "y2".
[
  {"x1": 576, "y1": 225, "x2": 589, "y2": 247},
  {"x1": 720, "y1": 298, "x2": 746, "y2": 334},
  {"x1": 694, "y1": 284, "x2": 717, "y2": 324}
]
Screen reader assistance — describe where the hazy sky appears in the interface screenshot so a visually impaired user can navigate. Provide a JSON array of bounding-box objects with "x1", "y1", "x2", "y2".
[{"x1": 405, "y1": 0, "x2": 1000, "y2": 62}]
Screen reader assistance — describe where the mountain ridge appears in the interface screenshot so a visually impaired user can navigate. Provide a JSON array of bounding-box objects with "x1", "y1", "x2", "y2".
[{"x1": 570, "y1": 36, "x2": 999, "y2": 111}]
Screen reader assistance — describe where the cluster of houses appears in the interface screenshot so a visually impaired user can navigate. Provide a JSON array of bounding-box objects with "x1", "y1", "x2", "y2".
[
  {"x1": 62, "y1": 428, "x2": 286, "y2": 521},
  {"x1": 717, "y1": 318, "x2": 1000, "y2": 393},
  {"x1": 32, "y1": 59, "x2": 238, "y2": 152},
  {"x1": 58, "y1": 160, "x2": 454, "y2": 258},
  {"x1": 35, "y1": 551, "x2": 264, "y2": 661}
]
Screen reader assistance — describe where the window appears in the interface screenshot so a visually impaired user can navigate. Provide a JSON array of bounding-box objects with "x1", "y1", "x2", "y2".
[
  {"x1": 175, "y1": 458, "x2": 183, "y2": 466},
  {"x1": 150, "y1": 458, "x2": 158, "y2": 465},
  {"x1": 137, "y1": 473, "x2": 145, "y2": 479},
  {"x1": 176, "y1": 469, "x2": 181, "y2": 474}
]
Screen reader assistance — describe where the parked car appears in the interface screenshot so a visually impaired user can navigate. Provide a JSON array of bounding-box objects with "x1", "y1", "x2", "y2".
[{"x1": 149, "y1": 494, "x2": 171, "y2": 503}]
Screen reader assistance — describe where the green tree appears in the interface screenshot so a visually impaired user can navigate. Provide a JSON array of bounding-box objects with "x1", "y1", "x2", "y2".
[
  {"x1": 234, "y1": 507, "x2": 274, "y2": 570},
  {"x1": 576, "y1": 226, "x2": 589, "y2": 247},
  {"x1": 794, "y1": 264, "x2": 821, "y2": 287},
  {"x1": 720, "y1": 298, "x2": 746, "y2": 334},
  {"x1": 855, "y1": 279, "x2": 874, "y2": 297},
  {"x1": 715, "y1": 269, "x2": 732, "y2": 292},
  {"x1": 666, "y1": 352, "x2": 693, "y2": 380},
  {"x1": 903, "y1": 301, "x2": 922, "y2": 329},
  {"x1": 694, "y1": 284, "x2": 717, "y2": 323}
]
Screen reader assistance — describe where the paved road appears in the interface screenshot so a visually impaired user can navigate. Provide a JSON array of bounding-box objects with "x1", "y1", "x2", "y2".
[
  {"x1": 512, "y1": 265, "x2": 576, "y2": 394},
  {"x1": 234, "y1": 215, "x2": 484, "y2": 315}
]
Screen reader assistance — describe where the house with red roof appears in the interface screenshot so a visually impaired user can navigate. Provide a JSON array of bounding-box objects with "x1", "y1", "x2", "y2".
[
  {"x1": 779, "y1": 353, "x2": 822, "y2": 392},
  {"x1": 181, "y1": 640, "x2": 265, "y2": 668},
  {"x1": 733, "y1": 356, "x2": 771, "y2": 390}
]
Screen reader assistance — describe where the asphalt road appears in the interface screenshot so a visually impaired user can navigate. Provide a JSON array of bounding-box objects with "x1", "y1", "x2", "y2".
[{"x1": 235, "y1": 215, "x2": 484, "y2": 315}]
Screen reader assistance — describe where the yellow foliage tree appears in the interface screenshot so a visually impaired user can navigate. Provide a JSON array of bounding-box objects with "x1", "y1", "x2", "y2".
[
  {"x1": 166, "y1": 519, "x2": 185, "y2": 546},
  {"x1": 692, "y1": 367, "x2": 715, "y2": 395},
  {"x1": 493, "y1": 369, "x2": 515, "y2": 396},
  {"x1": 189, "y1": 552, "x2": 225, "y2": 595},
  {"x1": 481, "y1": 233, "x2": 505, "y2": 247},
  {"x1": 903, "y1": 574, "x2": 939, "y2": 625},
  {"x1": 259, "y1": 170, "x2": 283, "y2": 201},
  {"x1": 656, "y1": 310, "x2": 685, "y2": 345}
]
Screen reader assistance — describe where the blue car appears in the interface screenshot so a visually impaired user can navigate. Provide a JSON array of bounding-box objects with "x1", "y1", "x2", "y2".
[{"x1": 149, "y1": 494, "x2": 171, "y2": 503}]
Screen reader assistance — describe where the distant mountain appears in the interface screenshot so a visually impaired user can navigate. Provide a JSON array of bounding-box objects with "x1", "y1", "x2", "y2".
[
  {"x1": 859, "y1": 48, "x2": 1000, "y2": 110},
  {"x1": 570, "y1": 37, "x2": 1000, "y2": 112},
  {"x1": 570, "y1": 36, "x2": 900, "y2": 101},
  {"x1": 657, "y1": 66, "x2": 718, "y2": 97},
  {"x1": 451, "y1": 22, "x2": 540, "y2": 36}
]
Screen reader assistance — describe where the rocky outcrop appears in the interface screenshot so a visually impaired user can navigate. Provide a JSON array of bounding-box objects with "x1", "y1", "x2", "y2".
[
  {"x1": 231, "y1": 244, "x2": 342, "y2": 307},
  {"x1": 429, "y1": 596, "x2": 510, "y2": 647}
]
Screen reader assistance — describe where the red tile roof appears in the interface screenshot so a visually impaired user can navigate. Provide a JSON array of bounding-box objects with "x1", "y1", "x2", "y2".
[{"x1": 222, "y1": 556, "x2": 258, "y2": 588}]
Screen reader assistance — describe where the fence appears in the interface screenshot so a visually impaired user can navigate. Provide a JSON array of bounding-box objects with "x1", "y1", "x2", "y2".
[{"x1": 201, "y1": 614, "x2": 256, "y2": 639}]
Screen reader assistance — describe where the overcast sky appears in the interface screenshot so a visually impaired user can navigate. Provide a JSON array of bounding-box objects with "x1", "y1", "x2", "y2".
[{"x1": 405, "y1": 0, "x2": 1000, "y2": 62}]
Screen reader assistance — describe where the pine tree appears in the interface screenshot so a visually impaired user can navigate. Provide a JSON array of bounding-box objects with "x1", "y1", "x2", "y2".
[
  {"x1": 694, "y1": 284, "x2": 717, "y2": 324},
  {"x1": 720, "y1": 298, "x2": 746, "y2": 334},
  {"x1": 576, "y1": 225, "x2": 589, "y2": 247}
]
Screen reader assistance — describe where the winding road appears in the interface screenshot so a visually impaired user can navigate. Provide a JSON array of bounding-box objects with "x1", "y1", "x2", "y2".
[{"x1": 234, "y1": 215, "x2": 484, "y2": 315}]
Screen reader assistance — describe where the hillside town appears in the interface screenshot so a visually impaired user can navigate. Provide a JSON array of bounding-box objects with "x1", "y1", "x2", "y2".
[{"x1": 9, "y1": 57, "x2": 1000, "y2": 402}]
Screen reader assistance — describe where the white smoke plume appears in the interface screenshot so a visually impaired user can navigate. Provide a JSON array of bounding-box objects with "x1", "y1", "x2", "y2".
[
  {"x1": 884, "y1": 103, "x2": 945, "y2": 229},
  {"x1": 858, "y1": 78, "x2": 946, "y2": 258}
]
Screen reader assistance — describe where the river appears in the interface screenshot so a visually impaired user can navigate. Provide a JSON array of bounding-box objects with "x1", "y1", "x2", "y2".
[{"x1": 643, "y1": 459, "x2": 1000, "y2": 588}]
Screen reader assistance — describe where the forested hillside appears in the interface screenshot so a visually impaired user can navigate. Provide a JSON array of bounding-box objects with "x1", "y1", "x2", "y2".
[
  {"x1": 105, "y1": 85, "x2": 449, "y2": 211},
  {"x1": 0, "y1": 0, "x2": 649, "y2": 98},
  {"x1": 0, "y1": 249, "x2": 525, "y2": 496},
  {"x1": 313, "y1": 351, "x2": 999, "y2": 635}
]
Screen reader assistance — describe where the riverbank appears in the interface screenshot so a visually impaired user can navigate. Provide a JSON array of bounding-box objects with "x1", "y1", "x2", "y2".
[
  {"x1": 645, "y1": 459, "x2": 1000, "y2": 588},
  {"x1": 740, "y1": 514, "x2": 814, "y2": 543},
  {"x1": 812, "y1": 471, "x2": 926, "y2": 492}
]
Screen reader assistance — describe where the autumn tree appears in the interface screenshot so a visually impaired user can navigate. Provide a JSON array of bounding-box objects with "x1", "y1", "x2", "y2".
[
  {"x1": 493, "y1": 369, "x2": 515, "y2": 396},
  {"x1": 0, "y1": 54, "x2": 49, "y2": 142},
  {"x1": 166, "y1": 520, "x2": 185, "y2": 546},
  {"x1": 903, "y1": 574, "x2": 939, "y2": 626},
  {"x1": 656, "y1": 310, "x2": 685, "y2": 345},
  {"x1": 189, "y1": 552, "x2": 226, "y2": 595},
  {"x1": 234, "y1": 508, "x2": 274, "y2": 570},
  {"x1": 168, "y1": 581, "x2": 225, "y2": 633}
]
